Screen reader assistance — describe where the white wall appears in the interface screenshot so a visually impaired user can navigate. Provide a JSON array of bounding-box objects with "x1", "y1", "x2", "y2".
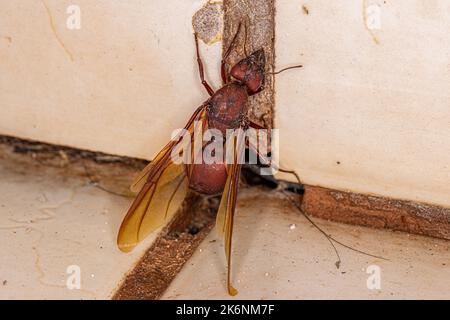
[
  {"x1": 0, "y1": 0, "x2": 222, "y2": 159},
  {"x1": 1, "y1": 1, "x2": 449, "y2": 208},
  {"x1": 276, "y1": 0, "x2": 450, "y2": 208}
]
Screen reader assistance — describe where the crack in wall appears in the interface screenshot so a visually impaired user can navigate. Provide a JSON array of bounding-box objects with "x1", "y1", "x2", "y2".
[{"x1": 40, "y1": 0, "x2": 74, "y2": 61}]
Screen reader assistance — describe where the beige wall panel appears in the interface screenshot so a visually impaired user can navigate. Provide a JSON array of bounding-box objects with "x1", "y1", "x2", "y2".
[
  {"x1": 0, "y1": 0, "x2": 222, "y2": 159},
  {"x1": 276, "y1": 0, "x2": 450, "y2": 208},
  {"x1": 1, "y1": 1, "x2": 449, "y2": 208}
]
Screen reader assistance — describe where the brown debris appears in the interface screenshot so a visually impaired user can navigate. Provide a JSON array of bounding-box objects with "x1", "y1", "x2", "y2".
[
  {"x1": 302, "y1": 5, "x2": 310, "y2": 15},
  {"x1": 0, "y1": 135, "x2": 146, "y2": 197}
]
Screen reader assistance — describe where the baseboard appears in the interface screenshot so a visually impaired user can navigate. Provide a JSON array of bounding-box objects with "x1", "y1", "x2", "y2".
[{"x1": 302, "y1": 185, "x2": 450, "y2": 240}]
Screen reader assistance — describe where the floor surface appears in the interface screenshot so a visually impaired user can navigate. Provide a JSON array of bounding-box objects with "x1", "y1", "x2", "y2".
[
  {"x1": 0, "y1": 148, "x2": 154, "y2": 299},
  {"x1": 0, "y1": 144, "x2": 449, "y2": 299},
  {"x1": 163, "y1": 188, "x2": 450, "y2": 299}
]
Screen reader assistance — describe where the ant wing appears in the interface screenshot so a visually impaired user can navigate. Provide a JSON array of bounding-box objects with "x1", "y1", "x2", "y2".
[
  {"x1": 215, "y1": 130, "x2": 246, "y2": 296},
  {"x1": 130, "y1": 142, "x2": 179, "y2": 193},
  {"x1": 130, "y1": 104, "x2": 208, "y2": 193},
  {"x1": 118, "y1": 105, "x2": 208, "y2": 252},
  {"x1": 118, "y1": 163, "x2": 188, "y2": 252}
]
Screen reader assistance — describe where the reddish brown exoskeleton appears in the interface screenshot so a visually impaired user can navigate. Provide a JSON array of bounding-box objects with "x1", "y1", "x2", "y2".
[{"x1": 117, "y1": 24, "x2": 301, "y2": 296}]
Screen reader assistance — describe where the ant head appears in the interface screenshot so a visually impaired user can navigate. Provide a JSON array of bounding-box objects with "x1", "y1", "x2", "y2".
[{"x1": 230, "y1": 49, "x2": 265, "y2": 95}]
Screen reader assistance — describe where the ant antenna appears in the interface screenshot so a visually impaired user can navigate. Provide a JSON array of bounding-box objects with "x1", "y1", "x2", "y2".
[
  {"x1": 282, "y1": 190, "x2": 389, "y2": 268},
  {"x1": 267, "y1": 65, "x2": 303, "y2": 75},
  {"x1": 257, "y1": 159, "x2": 389, "y2": 266}
]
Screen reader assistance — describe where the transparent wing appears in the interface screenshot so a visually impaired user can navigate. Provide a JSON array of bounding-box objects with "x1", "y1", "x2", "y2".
[
  {"x1": 118, "y1": 105, "x2": 207, "y2": 252},
  {"x1": 130, "y1": 143, "x2": 176, "y2": 193},
  {"x1": 215, "y1": 130, "x2": 246, "y2": 296},
  {"x1": 117, "y1": 162, "x2": 188, "y2": 252},
  {"x1": 130, "y1": 104, "x2": 208, "y2": 193}
]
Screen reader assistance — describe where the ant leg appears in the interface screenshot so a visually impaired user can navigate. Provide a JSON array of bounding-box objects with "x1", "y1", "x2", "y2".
[
  {"x1": 194, "y1": 33, "x2": 215, "y2": 96},
  {"x1": 247, "y1": 139, "x2": 302, "y2": 190},
  {"x1": 243, "y1": 18, "x2": 249, "y2": 57},
  {"x1": 220, "y1": 60, "x2": 229, "y2": 85},
  {"x1": 248, "y1": 120, "x2": 265, "y2": 129},
  {"x1": 221, "y1": 22, "x2": 242, "y2": 84}
]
